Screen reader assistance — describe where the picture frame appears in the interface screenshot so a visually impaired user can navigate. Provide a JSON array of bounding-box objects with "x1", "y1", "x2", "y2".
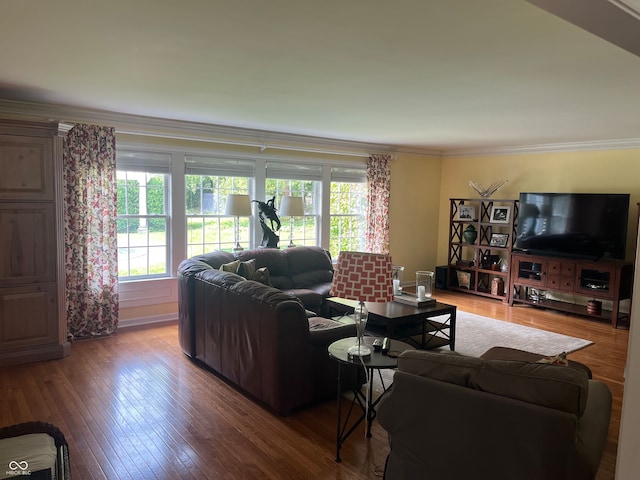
[
  {"x1": 458, "y1": 205, "x2": 476, "y2": 220},
  {"x1": 490, "y1": 205, "x2": 511, "y2": 224},
  {"x1": 489, "y1": 233, "x2": 510, "y2": 248}
]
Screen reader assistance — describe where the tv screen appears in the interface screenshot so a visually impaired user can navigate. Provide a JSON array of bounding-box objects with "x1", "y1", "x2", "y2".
[{"x1": 515, "y1": 193, "x2": 630, "y2": 260}]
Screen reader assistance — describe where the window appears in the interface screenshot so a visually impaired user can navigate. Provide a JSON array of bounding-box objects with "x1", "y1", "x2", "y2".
[
  {"x1": 116, "y1": 150, "x2": 171, "y2": 279},
  {"x1": 185, "y1": 175, "x2": 251, "y2": 256},
  {"x1": 329, "y1": 166, "x2": 367, "y2": 258},
  {"x1": 115, "y1": 145, "x2": 368, "y2": 286},
  {"x1": 185, "y1": 155, "x2": 254, "y2": 257},
  {"x1": 117, "y1": 170, "x2": 168, "y2": 280},
  {"x1": 265, "y1": 162, "x2": 321, "y2": 247}
]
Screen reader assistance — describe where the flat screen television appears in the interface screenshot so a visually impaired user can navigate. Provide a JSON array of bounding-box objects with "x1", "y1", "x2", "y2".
[{"x1": 514, "y1": 193, "x2": 630, "y2": 260}]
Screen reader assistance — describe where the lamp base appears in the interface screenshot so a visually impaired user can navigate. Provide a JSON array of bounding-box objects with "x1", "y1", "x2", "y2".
[{"x1": 347, "y1": 343, "x2": 371, "y2": 358}]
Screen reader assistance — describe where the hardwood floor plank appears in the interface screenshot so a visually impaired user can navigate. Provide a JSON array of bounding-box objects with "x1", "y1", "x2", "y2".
[{"x1": 0, "y1": 290, "x2": 625, "y2": 479}]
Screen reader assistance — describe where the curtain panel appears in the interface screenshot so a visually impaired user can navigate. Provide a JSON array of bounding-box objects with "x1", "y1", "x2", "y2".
[
  {"x1": 63, "y1": 124, "x2": 119, "y2": 338},
  {"x1": 365, "y1": 154, "x2": 391, "y2": 254}
]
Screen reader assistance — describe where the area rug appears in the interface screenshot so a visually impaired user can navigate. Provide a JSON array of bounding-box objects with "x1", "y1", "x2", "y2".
[{"x1": 448, "y1": 310, "x2": 593, "y2": 357}]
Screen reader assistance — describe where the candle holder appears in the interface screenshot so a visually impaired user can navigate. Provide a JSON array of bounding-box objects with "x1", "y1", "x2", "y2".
[{"x1": 416, "y1": 271, "x2": 434, "y2": 301}]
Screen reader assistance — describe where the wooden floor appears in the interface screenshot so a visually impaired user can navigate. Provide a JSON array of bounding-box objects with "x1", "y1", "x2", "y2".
[{"x1": 0, "y1": 290, "x2": 628, "y2": 479}]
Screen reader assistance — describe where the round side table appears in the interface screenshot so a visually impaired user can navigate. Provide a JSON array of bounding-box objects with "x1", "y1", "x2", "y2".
[{"x1": 328, "y1": 336, "x2": 413, "y2": 462}]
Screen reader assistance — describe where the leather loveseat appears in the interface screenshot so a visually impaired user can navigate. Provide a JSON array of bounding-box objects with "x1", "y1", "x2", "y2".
[
  {"x1": 378, "y1": 350, "x2": 611, "y2": 480},
  {"x1": 178, "y1": 246, "x2": 360, "y2": 414}
]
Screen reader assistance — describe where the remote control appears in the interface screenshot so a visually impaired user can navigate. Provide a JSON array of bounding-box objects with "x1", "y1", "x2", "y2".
[{"x1": 381, "y1": 337, "x2": 390, "y2": 355}]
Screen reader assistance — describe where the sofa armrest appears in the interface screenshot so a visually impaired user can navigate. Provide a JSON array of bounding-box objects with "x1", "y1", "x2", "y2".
[
  {"x1": 307, "y1": 317, "x2": 357, "y2": 347},
  {"x1": 576, "y1": 379, "x2": 612, "y2": 477}
]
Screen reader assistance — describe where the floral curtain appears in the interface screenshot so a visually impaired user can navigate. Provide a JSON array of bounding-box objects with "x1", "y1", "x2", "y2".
[
  {"x1": 63, "y1": 124, "x2": 119, "y2": 338},
  {"x1": 365, "y1": 153, "x2": 392, "y2": 254}
]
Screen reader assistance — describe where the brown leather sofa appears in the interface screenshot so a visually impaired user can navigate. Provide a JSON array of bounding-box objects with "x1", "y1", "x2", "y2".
[
  {"x1": 178, "y1": 247, "x2": 360, "y2": 414},
  {"x1": 378, "y1": 350, "x2": 611, "y2": 480}
]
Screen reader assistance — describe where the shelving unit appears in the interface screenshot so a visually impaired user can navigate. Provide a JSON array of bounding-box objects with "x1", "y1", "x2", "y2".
[{"x1": 447, "y1": 198, "x2": 519, "y2": 303}]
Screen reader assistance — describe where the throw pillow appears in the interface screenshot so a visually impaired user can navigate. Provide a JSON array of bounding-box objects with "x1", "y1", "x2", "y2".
[
  {"x1": 219, "y1": 260, "x2": 241, "y2": 274},
  {"x1": 237, "y1": 258, "x2": 256, "y2": 280},
  {"x1": 536, "y1": 351, "x2": 569, "y2": 366},
  {"x1": 219, "y1": 259, "x2": 256, "y2": 280},
  {"x1": 252, "y1": 266, "x2": 272, "y2": 286}
]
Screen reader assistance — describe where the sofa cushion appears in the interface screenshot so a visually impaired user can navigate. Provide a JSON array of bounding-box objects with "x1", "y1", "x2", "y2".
[
  {"x1": 474, "y1": 359, "x2": 589, "y2": 416},
  {"x1": 230, "y1": 277, "x2": 303, "y2": 307},
  {"x1": 190, "y1": 250, "x2": 235, "y2": 269},
  {"x1": 398, "y1": 350, "x2": 483, "y2": 387},
  {"x1": 285, "y1": 246, "x2": 334, "y2": 288},
  {"x1": 234, "y1": 248, "x2": 293, "y2": 289},
  {"x1": 398, "y1": 350, "x2": 589, "y2": 416},
  {"x1": 480, "y1": 346, "x2": 592, "y2": 378},
  {"x1": 197, "y1": 267, "x2": 247, "y2": 285}
]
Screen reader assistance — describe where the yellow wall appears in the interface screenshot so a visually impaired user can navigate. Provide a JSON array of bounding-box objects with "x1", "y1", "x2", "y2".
[
  {"x1": 437, "y1": 148, "x2": 640, "y2": 265},
  {"x1": 390, "y1": 152, "x2": 442, "y2": 278}
]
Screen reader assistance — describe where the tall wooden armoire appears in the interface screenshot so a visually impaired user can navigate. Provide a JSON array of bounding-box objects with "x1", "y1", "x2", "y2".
[{"x1": 0, "y1": 120, "x2": 71, "y2": 365}]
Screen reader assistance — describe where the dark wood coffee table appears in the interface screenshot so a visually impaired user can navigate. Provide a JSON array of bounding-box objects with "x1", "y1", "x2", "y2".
[{"x1": 326, "y1": 297, "x2": 456, "y2": 350}]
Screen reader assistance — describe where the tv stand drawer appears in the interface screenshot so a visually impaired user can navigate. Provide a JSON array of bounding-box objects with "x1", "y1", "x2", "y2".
[
  {"x1": 547, "y1": 275, "x2": 574, "y2": 292},
  {"x1": 547, "y1": 260, "x2": 575, "y2": 277}
]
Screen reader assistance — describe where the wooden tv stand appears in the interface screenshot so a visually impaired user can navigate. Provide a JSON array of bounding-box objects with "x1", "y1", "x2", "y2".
[{"x1": 509, "y1": 252, "x2": 634, "y2": 328}]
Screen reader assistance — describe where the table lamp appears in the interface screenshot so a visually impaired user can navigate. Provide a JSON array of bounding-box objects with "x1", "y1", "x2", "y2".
[
  {"x1": 330, "y1": 251, "x2": 394, "y2": 357},
  {"x1": 225, "y1": 194, "x2": 251, "y2": 251},
  {"x1": 279, "y1": 195, "x2": 304, "y2": 247}
]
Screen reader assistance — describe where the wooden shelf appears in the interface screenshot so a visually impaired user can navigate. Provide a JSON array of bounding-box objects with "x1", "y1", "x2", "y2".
[{"x1": 447, "y1": 198, "x2": 518, "y2": 303}]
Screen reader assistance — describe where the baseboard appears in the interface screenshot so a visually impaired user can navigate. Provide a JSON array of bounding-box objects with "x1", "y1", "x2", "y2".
[
  {"x1": 0, "y1": 341, "x2": 71, "y2": 367},
  {"x1": 118, "y1": 313, "x2": 178, "y2": 329}
]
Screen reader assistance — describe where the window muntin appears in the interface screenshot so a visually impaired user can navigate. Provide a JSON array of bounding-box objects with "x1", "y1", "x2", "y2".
[
  {"x1": 329, "y1": 181, "x2": 367, "y2": 258},
  {"x1": 117, "y1": 170, "x2": 169, "y2": 279},
  {"x1": 186, "y1": 174, "x2": 251, "y2": 257}
]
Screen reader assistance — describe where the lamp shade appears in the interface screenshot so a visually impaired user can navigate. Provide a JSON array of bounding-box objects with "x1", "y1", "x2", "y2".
[
  {"x1": 330, "y1": 251, "x2": 394, "y2": 303},
  {"x1": 225, "y1": 194, "x2": 251, "y2": 216},
  {"x1": 279, "y1": 195, "x2": 304, "y2": 216}
]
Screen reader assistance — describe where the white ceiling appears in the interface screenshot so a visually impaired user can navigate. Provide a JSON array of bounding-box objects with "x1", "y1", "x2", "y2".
[{"x1": 1, "y1": 0, "x2": 640, "y2": 154}]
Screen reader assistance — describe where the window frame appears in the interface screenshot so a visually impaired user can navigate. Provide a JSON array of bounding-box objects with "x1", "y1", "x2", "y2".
[
  {"x1": 265, "y1": 162, "x2": 323, "y2": 248},
  {"x1": 185, "y1": 174, "x2": 253, "y2": 257},
  {"x1": 328, "y1": 166, "x2": 368, "y2": 258},
  {"x1": 116, "y1": 150, "x2": 172, "y2": 281},
  {"x1": 115, "y1": 142, "x2": 367, "y2": 284}
]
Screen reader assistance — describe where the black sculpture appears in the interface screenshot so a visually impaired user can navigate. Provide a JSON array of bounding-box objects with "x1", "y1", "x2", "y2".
[{"x1": 252, "y1": 196, "x2": 281, "y2": 248}]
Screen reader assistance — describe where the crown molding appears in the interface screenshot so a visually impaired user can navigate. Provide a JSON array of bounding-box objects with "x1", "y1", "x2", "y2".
[
  {"x1": 443, "y1": 137, "x2": 640, "y2": 157},
  {"x1": 3, "y1": 98, "x2": 638, "y2": 158},
  {"x1": 0, "y1": 99, "x2": 442, "y2": 158}
]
